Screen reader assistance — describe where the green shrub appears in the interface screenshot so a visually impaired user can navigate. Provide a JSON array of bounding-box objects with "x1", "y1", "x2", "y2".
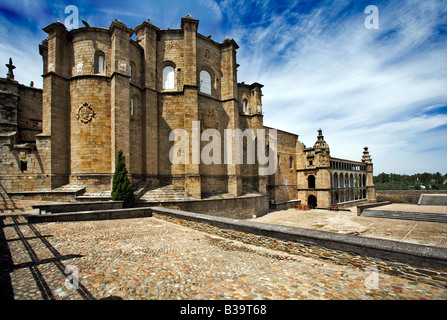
[{"x1": 111, "y1": 150, "x2": 135, "y2": 208}]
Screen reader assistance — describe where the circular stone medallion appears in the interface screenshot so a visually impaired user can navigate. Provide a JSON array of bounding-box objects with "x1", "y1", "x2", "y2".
[{"x1": 77, "y1": 103, "x2": 96, "y2": 124}]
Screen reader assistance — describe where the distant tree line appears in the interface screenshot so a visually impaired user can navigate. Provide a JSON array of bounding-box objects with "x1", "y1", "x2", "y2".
[{"x1": 374, "y1": 172, "x2": 447, "y2": 190}]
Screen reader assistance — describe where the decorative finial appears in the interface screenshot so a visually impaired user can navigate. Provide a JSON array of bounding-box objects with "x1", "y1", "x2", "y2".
[
  {"x1": 362, "y1": 147, "x2": 372, "y2": 163},
  {"x1": 314, "y1": 128, "x2": 329, "y2": 152},
  {"x1": 6, "y1": 58, "x2": 16, "y2": 80},
  {"x1": 30, "y1": 81, "x2": 34, "y2": 87}
]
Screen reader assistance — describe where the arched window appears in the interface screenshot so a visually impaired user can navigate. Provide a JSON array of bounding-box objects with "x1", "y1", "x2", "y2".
[
  {"x1": 199, "y1": 70, "x2": 212, "y2": 95},
  {"x1": 163, "y1": 66, "x2": 175, "y2": 90},
  {"x1": 94, "y1": 51, "x2": 105, "y2": 74},
  {"x1": 242, "y1": 99, "x2": 248, "y2": 113},
  {"x1": 308, "y1": 175, "x2": 316, "y2": 189},
  {"x1": 98, "y1": 55, "x2": 104, "y2": 73}
]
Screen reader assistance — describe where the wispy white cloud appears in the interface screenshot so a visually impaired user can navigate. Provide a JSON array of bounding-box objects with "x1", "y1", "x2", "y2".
[
  {"x1": 223, "y1": 0, "x2": 447, "y2": 174},
  {"x1": 0, "y1": 16, "x2": 44, "y2": 88}
]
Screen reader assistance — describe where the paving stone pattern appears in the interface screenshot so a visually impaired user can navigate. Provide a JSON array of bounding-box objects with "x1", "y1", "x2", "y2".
[{"x1": 1, "y1": 212, "x2": 447, "y2": 300}]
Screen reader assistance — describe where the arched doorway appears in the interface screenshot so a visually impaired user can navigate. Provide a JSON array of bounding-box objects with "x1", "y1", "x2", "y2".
[{"x1": 308, "y1": 195, "x2": 317, "y2": 208}]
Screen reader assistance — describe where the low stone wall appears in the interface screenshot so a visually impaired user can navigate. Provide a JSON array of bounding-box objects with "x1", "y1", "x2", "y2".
[
  {"x1": 32, "y1": 201, "x2": 123, "y2": 215},
  {"x1": 357, "y1": 201, "x2": 392, "y2": 216},
  {"x1": 376, "y1": 190, "x2": 447, "y2": 204},
  {"x1": 269, "y1": 199, "x2": 301, "y2": 211},
  {"x1": 9, "y1": 190, "x2": 84, "y2": 202},
  {"x1": 26, "y1": 207, "x2": 153, "y2": 223},
  {"x1": 335, "y1": 199, "x2": 368, "y2": 209},
  {"x1": 136, "y1": 194, "x2": 269, "y2": 219}
]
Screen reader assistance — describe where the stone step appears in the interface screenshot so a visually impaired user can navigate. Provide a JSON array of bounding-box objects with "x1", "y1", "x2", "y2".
[
  {"x1": 418, "y1": 194, "x2": 447, "y2": 206},
  {"x1": 362, "y1": 209, "x2": 447, "y2": 224},
  {"x1": 139, "y1": 185, "x2": 193, "y2": 202}
]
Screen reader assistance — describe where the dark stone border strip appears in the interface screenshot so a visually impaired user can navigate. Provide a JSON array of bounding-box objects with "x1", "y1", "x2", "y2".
[
  {"x1": 32, "y1": 201, "x2": 124, "y2": 215},
  {"x1": 362, "y1": 209, "x2": 447, "y2": 224},
  {"x1": 150, "y1": 207, "x2": 447, "y2": 270},
  {"x1": 357, "y1": 201, "x2": 392, "y2": 215},
  {"x1": 26, "y1": 207, "x2": 153, "y2": 223}
]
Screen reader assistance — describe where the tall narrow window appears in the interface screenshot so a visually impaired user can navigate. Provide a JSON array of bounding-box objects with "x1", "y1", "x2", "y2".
[
  {"x1": 163, "y1": 66, "x2": 175, "y2": 90},
  {"x1": 308, "y1": 175, "x2": 316, "y2": 189},
  {"x1": 289, "y1": 156, "x2": 293, "y2": 169},
  {"x1": 20, "y1": 161, "x2": 28, "y2": 172},
  {"x1": 242, "y1": 99, "x2": 248, "y2": 113},
  {"x1": 200, "y1": 70, "x2": 211, "y2": 95},
  {"x1": 95, "y1": 51, "x2": 105, "y2": 74},
  {"x1": 130, "y1": 98, "x2": 134, "y2": 117},
  {"x1": 98, "y1": 55, "x2": 104, "y2": 73}
]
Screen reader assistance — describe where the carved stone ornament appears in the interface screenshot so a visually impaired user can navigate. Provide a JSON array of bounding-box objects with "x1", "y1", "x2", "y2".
[
  {"x1": 76, "y1": 102, "x2": 96, "y2": 124},
  {"x1": 165, "y1": 41, "x2": 173, "y2": 51}
]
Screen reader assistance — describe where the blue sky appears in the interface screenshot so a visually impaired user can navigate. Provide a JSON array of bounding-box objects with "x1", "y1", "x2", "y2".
[{"x1": 1, "y1": 0, "x2": 446, "y2": 175}]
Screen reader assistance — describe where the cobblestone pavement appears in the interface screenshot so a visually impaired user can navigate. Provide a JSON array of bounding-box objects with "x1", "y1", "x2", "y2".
[{"x1": 1, "y1": 210, "x2": 447, "y2": 300}]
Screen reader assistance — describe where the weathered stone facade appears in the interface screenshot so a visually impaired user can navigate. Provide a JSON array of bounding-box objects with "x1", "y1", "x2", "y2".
[
  {"x1": 0, "y1": 64, "x2": 45, "y2": 192},
  {"x1": 296, "y1": 129, "x2": 376, "y2": 208},
  {"x1": 0, "y1": 16, "x2": 375, "y2": 208}
]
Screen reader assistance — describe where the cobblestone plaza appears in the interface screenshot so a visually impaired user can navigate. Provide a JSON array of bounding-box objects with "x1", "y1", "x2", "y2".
[{"x1": 1, "y1": 201, "x2": 446, "y2": 301}]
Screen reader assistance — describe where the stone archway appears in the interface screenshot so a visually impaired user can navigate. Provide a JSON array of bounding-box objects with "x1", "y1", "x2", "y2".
[{"x1": 308, "y1": 195, "x2": 317, "y2": 208}]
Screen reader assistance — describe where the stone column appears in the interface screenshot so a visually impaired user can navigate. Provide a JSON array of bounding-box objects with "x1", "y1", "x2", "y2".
[
  {"x1": 109, "y1": 21, "x2": 133, "y2": 172},
  {"x1": 181, "y1": 16, "x2": 201, "y2": 198},
  {"x1": 39, "y1": 22, "x2": 71, "y2": 189},
  {"x1": 221, "y1": 38, "x2": 242, "y2": 197},
  {"x1": 135, "y1": 20, "x2": 160, "y2": 188}
]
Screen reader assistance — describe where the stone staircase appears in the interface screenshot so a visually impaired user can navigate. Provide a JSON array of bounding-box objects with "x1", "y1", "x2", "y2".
[
  {"x1": 361, "y1": 209, "x2": 447, "y2": 224},
  {"x1": 139, "y1": 185, "x2": 195, "y2": 203},
  {"x1": 418, "y1": 194, "x2": 447, "y2": 206}
]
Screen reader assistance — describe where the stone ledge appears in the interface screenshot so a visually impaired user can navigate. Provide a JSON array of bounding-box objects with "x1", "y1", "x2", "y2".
[
  {"x1": 32, "y1": 201, "x2": 123, "y2": 215},
  {"x1": 150, "y1": 207, "x2": 447, "y2": 269},
  {"x1": 26, "y1": 207, "x2": 152, "y2": 223},
  {"x1": 357, "y1": 201, "x2": 392, "y2": 215}
]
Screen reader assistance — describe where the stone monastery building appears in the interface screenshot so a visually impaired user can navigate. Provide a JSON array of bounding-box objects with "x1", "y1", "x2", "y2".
[{"x1": 0, "y1": 16, "x2": 376, "y2": 214}]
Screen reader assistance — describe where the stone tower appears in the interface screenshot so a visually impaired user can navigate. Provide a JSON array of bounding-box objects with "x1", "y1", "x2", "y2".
[
  {"x1": 362, "y1": 147, "x2": 377, "y2": 203},
  {"x1": 35, "y1": 16, "x2": 269, "y2": 196},
  {"x1": 296, "y1": 129, "x2": 332, "y2": 208}
]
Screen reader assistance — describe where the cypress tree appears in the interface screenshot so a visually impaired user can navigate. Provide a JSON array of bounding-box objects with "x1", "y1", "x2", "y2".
[{"x1": 111, "y1": 150, "x2": 135, "y2": 208}]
